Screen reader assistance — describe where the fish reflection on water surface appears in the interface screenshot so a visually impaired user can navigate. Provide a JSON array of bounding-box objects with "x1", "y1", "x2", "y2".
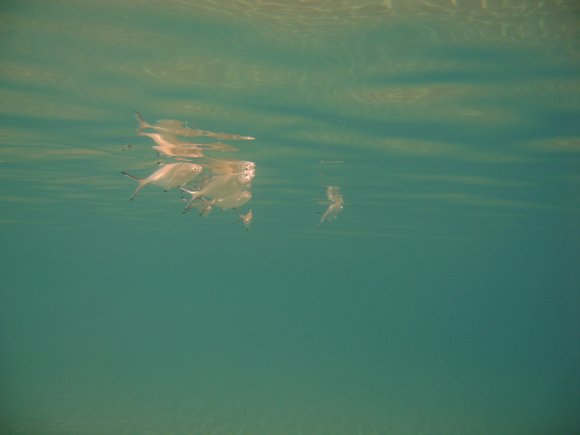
[
  {"x1": 123, "y1": 114, "x2": 345, "y2": 230},
  {"x1": 122, "y1": 113, "x2": 256, "y2": 229}
]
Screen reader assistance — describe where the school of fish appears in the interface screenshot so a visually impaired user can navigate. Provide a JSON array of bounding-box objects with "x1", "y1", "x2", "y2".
[
  {"x1": 122, "y1": 113, "x2": 344, "y2": 230},
  {"x1": 122, "y1": 112, "x2": 255, "y2": 230}
]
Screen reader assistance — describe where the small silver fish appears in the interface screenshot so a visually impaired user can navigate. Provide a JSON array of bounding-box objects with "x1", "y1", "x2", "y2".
[
  {"x1": 182, "y1": 170, "x2": 253, "y2": 204},
  {"x1": 180, "y1": 172, "x2": 247, "y2": 213},
  {"x1": 195, "y1": 191, "x2": 251, "y2": 217},
  {"x1": 122, "y1": 162, "x2": 203, "y2": 200},
  {"x1": 317, "y1": 186, "x2": 343, "y2": 229},
  {"x1": 212, "y1": 191, "x2": 252, "y2": 211},
  {"x1": 235, "y1": 209, "x2": 253, "y2": 231}
]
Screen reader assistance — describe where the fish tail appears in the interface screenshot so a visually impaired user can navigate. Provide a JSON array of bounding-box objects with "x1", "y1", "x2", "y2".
[
  {"x1": 179, "y1": 187, "x2": 200, "y2": 214},
  {"x1": 199, "y1": 203, "x2": 212, "y2": 217},
  {"x1": 198, "y1": 198, "x2": 213, "y2": 216},
  {"x1": 182, "y1": 198, "x2": 199, "y2": 214},
  {"x1": 134, "y1": 111, "x2": 150, "y2": 129},
  {"x1": 122, "y1": 171, "x2": 147, "y2": 201},
  {"x1": 316, "y1": 215, "x2": 323, "y2": 229}
]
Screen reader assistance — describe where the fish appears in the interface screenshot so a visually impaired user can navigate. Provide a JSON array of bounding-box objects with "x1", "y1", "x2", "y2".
[
  {"x1": 135, "y1": 112, "x2": 207, "y2": 138},
  {"x1": 135, "y1": 112, "x2": 255, "y2": 141},
  {"x1": 128, "y1": 113, "x2": 256, "y2": 224},
  {"x1": 137, "y1": 130, "x2": 206, "y2": 158},
  {"x1": 317, "y1": 185, "x2": 343, "y2": 229},
  {"x1": 182, "y1": 196, "x2": 212, "y2": 216},
  {"x1": 212, "y1": 191, "x2": 252, "y2": 211},
  {"x1": 137, "y1": 130, "x2": 181, "y2": 149},
  {"x1": 137, "y1": 129, "x2": 240, "y2": 158},
  {"x1": 205, "y1": 158, "x2": 255, "y2": 174},
  {"x1": 179, "y1": 171, "x2": 253, "y2": 213},
  {"x1": 326, "y1": 186, "x2": 342, "y2": 203},
  {"x1": 317, "y1": 201, "x2": 343, "y2": 229},
  {"x1": 195, "y1": 191, "x2": 252, "y2": 216},
  {"x1": 122, "y1": 162, "x2": 203, "y2": 200},
  {"x1": 235, "y1": 209, "x2": 253, "y2": 231}
]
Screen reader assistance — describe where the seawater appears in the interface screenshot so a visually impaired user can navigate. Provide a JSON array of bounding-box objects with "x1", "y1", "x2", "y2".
[{"x1": 1, "y1": 1, "x2": 579, "y2": 434}]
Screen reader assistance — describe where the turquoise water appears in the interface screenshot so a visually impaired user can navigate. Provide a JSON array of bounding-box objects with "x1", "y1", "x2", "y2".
[{"x1": 1, "y1": 1, "x2": 579, "y2": 433}]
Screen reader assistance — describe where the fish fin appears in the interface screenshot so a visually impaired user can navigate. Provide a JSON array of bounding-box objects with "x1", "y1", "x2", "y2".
[
  {"x1": 122, "y1": 171, "x2": 147, "y2": 200},
  {"x1": 197, "y1": 198, "x2": 212, "y2": 216},
  {"x1": 181, "y1": 203, "x2": 194, "y2": 215},
  {"x1": 178, "y1": 186, "x2": 195, "y2": 195},
  {"x1": 121, "y1": 171, "x2": 139, "y2": 181}
]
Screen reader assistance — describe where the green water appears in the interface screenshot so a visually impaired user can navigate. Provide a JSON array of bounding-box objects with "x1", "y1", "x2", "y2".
[{"x1": 1, "y1": 1, "x2": 579, "y2": 433}]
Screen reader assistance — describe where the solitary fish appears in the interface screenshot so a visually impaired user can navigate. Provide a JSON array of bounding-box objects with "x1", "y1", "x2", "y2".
[
  {"x1": 122, "y1": 162, "x2": 203, "y2": 200},
  {"x1": 317, "y1": 185, "x2": 343, "y2": 229},
  {"x1": 235, "y1": 209, "x2": 253, "y2": 231}
]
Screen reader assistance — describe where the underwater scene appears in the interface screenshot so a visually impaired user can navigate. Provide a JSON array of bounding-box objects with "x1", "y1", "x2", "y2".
[{"x1": 0, "y1": 1, "x2": 579, "y2": 433}]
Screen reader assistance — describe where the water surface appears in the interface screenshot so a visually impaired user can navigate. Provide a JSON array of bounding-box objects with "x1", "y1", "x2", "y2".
[{"x1": 1, "y1": 1, "x2": 579, "y2": 433}]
